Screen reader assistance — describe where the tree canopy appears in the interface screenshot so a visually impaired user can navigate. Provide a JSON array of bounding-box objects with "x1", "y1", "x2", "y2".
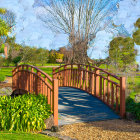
[
  {"x1": 133, "y1": 18, "x2": 140, "y2": 45},
  {"x1": 109, "y1": 37, "x2": 136, "y2": 71}
]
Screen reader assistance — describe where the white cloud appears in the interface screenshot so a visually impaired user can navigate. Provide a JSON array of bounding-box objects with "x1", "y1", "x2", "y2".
[
  {"x1": 0, "y1": 0, "x2": 65, "y2": 49},
  {"x1": 114, "y1": 0, "x2": 140, "y2": 34},
  {"x1": 0, "y1": 0, "x2": 140, "y2": 62}
]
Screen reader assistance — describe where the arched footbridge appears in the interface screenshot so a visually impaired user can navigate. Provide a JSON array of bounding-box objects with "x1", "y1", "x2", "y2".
[{"x1": 12, "y1": 64, "x2": 125, "y2": 126}]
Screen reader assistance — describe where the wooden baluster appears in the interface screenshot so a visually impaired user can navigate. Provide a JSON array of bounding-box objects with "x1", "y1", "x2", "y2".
[
  {"x1": 91, "y1": 73, "x2": 94, "y2": 95},
  {"x1": 12, "y1": 69, "x2": 15, "y2": 91},
  {"x1": 83, "y1": 69, "x2": 85, "y2": 90},
  {"x1": 107, "y1": 75, "x2": 110, "y2": 105},
  {"x1": 75, "y1": 69, "x2": 77, "y2": 87},
  {"x1": 18, "y1": 66, "x2": 21, "y2": 90},
  {"x1": 120, "y1": 77, "x2": 126, "y2": 117},
  {"x1": 95, "y1": 68, "x2": 100, "y2": 97},
  {"x1": 116, "y1": 86, "x2": 118, "y2": 112},
  {"x1": 48, "y1": 87, "x2": 50, "y2": 105},
  {"x1": 78, "y1": 65, "x2": 80, "y2": 88},
  {"x1": 45, "y1": 77, "x2": 47, "y2": 97},
  {"x1": 64, "y1": 66, "x2": 67, "y2": 86},
  {"x1": 37, "y1": 71, "x2": 41, "y2": 95},
  {"x1": 22, "y1": 65, "x2": 24, "y2": 90},
  {"x1": 100, "y1": 76, "x2": 102, "y2": 99},
  {"x1": 103, "y1": 79, "x2": 106, "y2": 102},
  {"x1": 68, "y1": 69, "x2": 70, "y2": 86},
  {"x1": 111, "y1": 83, "x2": 114, "y2": 109},
  {"x1": 30, "y1": 68, "x2": 33, "y2": 93},
  {"x1": 58, "y1": 68, "x2": 60, "y2": 86},
  {"x1": 52, "y1": 68, "x2": 55, "y2": 79},
  {"x1": 51, "y1": 90, "x2": 53, "y2": 112},
  {"x1": 26, "y1": 66, "x2": 29, "y2": 91},
  {"x1": 88, "y1": 71, "x2": 91, "y2": 93},
  {"x1": 80, "y1": 68, "x2": 83, "y2": 89},
  {"x1": 71, "y1": 64, "x2": 73, "y2": 86},
  {"x1": 85, "y1": 66, "x2": 88, "y2": 91}
]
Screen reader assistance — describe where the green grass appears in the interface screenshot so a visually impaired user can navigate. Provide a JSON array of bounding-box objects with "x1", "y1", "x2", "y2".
[
  {"x1": 39, "y1": 67, "x2": 53, "y2": 77},
  {"x1": 19, "y1": 63, "x2": 62, "y2": 66},
  {"x1": 0, "y1": 67, "x2": 13, "y2": 77},
  {"x1": 0, "y1": 131, "x2": 58, "y2": 140},
  {"x1": 0, "y1": 67, "x2": 53, "y2": 77}
]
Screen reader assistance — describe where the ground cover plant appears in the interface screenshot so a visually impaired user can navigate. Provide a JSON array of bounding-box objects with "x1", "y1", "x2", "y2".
[
  {"x1": 0, "y1": 93, "x2": 52, "y2": 132},
  {"x1": 126, "y1": 92, "x2": 140, "y2": 120}
]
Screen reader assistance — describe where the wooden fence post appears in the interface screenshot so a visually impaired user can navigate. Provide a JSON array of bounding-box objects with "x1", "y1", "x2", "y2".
[
  {"x1": 120, "y1": 77, "x2": 126, "y2": 118},
  {"x1": 95, "y1": 68, "x2": 100, "y2": 96},
  {"x1": 53, "y1": 79, "x2": 58, "y2": 126}
]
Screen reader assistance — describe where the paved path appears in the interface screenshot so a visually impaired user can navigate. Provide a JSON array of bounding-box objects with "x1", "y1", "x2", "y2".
[{"x1": 58, "y1": 87, "x2": 120, "y2": 125}]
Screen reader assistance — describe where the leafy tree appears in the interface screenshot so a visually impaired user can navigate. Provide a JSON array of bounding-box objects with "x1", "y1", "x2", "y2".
[
  {"x1": 48, "y1": 50, "x2": 56, "y2": 63},
  {"x1": 133, "y1": 18, "x2": 140, "y2": 45},
  {"x1": 55, "y1": 52, "x2": 64, "y2": 60},
  {"x1": 0, "y1": 8, "x2": 15, "y2": 44},
  {"x1": 109, "y1": 37, "x2": 136, "y2": 71},
  {"x1": 12, "y1": 56, "x2": 21, "y2": 66},
  {"x1": 36, "y1": 48, "x2": 49, "y2": 66}
]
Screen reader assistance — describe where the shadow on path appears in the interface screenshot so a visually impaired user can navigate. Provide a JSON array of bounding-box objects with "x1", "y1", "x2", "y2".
[{"x1": 58, "y1": 87, "x2": 120, "y2": 125}]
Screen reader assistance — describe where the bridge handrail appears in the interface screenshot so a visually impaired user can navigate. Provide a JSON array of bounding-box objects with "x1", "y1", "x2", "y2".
[
  {"x1": 53, "y1": 64, "x2": 120, "y2": 80},
  {"x1": 13, "y1": 64, "x2": 52, "y2": 82}
]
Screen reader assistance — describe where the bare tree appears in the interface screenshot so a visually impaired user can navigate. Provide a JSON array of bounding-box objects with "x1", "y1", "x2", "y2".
[{"x1": 38, "y1": 0, "x2": 123, "y2": 64}]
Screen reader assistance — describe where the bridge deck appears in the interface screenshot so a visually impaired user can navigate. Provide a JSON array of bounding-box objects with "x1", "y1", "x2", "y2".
[{"x1": 58, "y1": 87, "x2": 120, "y2": 125}]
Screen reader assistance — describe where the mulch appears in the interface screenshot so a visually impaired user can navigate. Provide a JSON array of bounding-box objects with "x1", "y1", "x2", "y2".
[{"x1": 58, "y1": 119, "x2": 140, "y2": 140}]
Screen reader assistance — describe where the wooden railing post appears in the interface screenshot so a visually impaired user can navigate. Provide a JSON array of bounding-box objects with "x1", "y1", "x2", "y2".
[
  {"x1": 85, "y1": 66, "x2": 88, "y2": 91},
  {"x1": 37, "y1": 71, "x2": 41, "y2": 95},
  {"x1": 64, "y1": 66, "x2": 67, "y2": 86},
  {"x1": 120, "y1": 77, "x2": 126, "y2": 118},
  {"x1": 52, "y1": 68, "x2": 55, "y2": 79},
  {"x1": 53, "y1": 79, "x2": 58, "y2": 126},
  {"x1": 95, "y1": 68, "x2": 100, "y2": 96}
]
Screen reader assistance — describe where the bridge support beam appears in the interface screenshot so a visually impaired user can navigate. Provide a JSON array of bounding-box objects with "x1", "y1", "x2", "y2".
[
  {"x1": 120, "y1": 77, "x2": 126, "y2": 118},
  {"x1": 53, "y1": 79, "x2": 59, "y2": 126}
]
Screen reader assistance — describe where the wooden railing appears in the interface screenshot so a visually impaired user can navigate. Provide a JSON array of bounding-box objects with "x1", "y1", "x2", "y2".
[
  {"x1": 53, "y1": 64, "x2": 126, "y2": 118},
  {"x1": 12, "y1": 65, "x2": 58, "y2": 126}
]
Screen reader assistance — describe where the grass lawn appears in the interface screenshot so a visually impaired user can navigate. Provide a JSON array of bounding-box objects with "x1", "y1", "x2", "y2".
[
  {"x1": 0, "y1": 67, "x2": 13, "y2": 77},
  {"x1": 0, "y1": 131, "x2": 58, "y2": 140},
  {"x1": 0, "y1": 67, "x2": 53, "y2": 77},
  {"x1": 19, "y1": 63, "x2": 62, "y2": 66}
]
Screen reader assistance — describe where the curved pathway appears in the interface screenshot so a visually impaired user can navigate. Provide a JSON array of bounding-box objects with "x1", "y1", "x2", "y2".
[{"x1": 58, "y1": 87, "x2": 120, "y2": 125}]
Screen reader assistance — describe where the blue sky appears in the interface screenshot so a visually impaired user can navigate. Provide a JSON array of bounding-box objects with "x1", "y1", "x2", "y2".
[{"x1": 0, "y1": 0, "x2": 140, "y2": 63}]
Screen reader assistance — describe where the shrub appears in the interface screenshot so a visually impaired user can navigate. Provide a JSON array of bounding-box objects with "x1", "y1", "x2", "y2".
[
  {"x1": 126, "y1": 96, "x2": 140, "y2": 120},
  {"x1": 0, "y1": 94, "x2": 52, "y2": 132}
]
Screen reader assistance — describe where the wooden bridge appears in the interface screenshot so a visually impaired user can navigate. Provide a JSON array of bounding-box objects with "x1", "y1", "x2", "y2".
[{"x1": 12, "y1": 64, "x2": 125, "y2": 126}]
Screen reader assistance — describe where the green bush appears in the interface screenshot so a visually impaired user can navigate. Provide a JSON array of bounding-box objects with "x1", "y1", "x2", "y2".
[
  {"x1": 0, "y1": 94, "x2": 52, "y2": 132},
  {"x1": 126, "y1": 96, "x2": 140, "y2": 120},
  {"x1": 0, "y1": 71, "x2": 6, "y2": 82}
]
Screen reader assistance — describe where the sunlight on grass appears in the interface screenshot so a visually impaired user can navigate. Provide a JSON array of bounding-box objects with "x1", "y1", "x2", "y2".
[{"x1": 0, "y1": 131, "x2": 58, "y2": 140}]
